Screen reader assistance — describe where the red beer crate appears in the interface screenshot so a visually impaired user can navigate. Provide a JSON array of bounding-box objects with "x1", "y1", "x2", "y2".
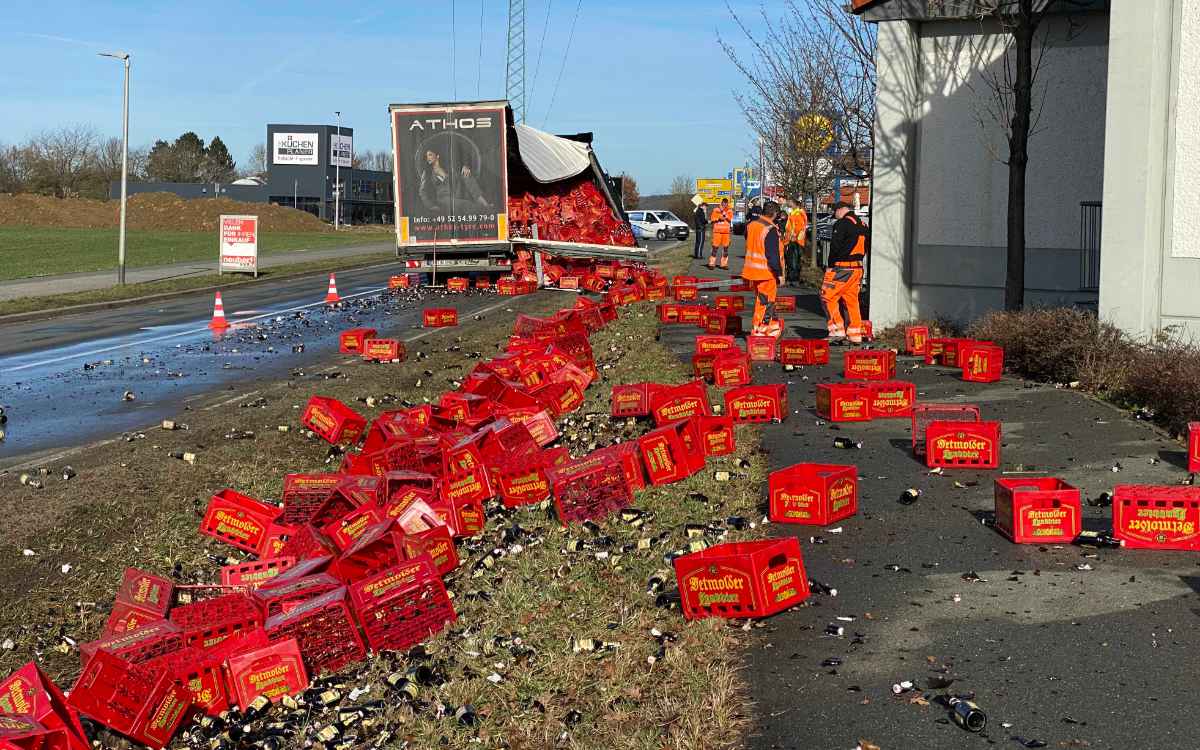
[
  {"x1": 349, "y1": 558, "x2": 456, "y2": 652},
  {"x1": 676, "y1": 304, "x2": 706, "y2": 326},
  {"x1": 253, "y1": 573, "x2": 342, "y2": 618},
  {"x1": 691, "y1": 352, "x2": 716, "y2": 382},
  {"x1": 169, "y1": 592, "x2": 264, "y2": 650},
  {"x1": 672, "y1": 285, "x2": 698, "y2": 302},
  {"x1": 672, "y1": 275, "x2": 697, "y2": 286},
  {"x1": 226, "y1": 638, "x2": 308, "y2": 706},
  {"x1": 199, "y1": 489, "x2": 280, "y2": 555},
  {"x1": 0, "y1": 715, "x2": 73, "y2": 750},
  {"x1": 388, "y1": 274, "x2": 417, "y2": 289},
  {"x1": 778, "y1": 338, "x2": 829, "y2": 366},
  {"x1": 280, "y1": 474, "x2": 340, "y2": 526},
  {"x1": 276, "y1": 524, "x2": 336, "y2": 562},
  {"x1": 445, "y1": 277, "x2": 469, "y2": 292},
  {"x1": 925, "y1": 420, "x2": 1001, "y2": 469},
  {"x1": 867, "y1": 380, "x2": 916, "y2": 418},
  {"x1": 705, "y1": 311, "x2": 743, "y2": 336},
  {"x1": 993, "y1": 478, "x2": 1082, "y2": 544},
  {"x1": 145, "y1": 641, "x2": 244, "y2": 716},
  {"x1": 494, "y1": 459, "x2": 553, "y2": 508},
  {"x1": 905, "y1": 325, "x2": 930, "y2": 356},
  {"x1": 263, "y1": 587, "x2": 367, "y2": 675},
  {"x1": 911, "y1": 404, "x2": 981, "y2": 455},
  {"x1": 768, "y1": 463, "x2": 858, "y2": 525},
  {"x1": 815, "y1": 383, "x2": 871, "y2": 422},
  {"x1": 302, "y1": 396, "x2": 367, "y2": 446},
  {"x1": 475, "y1": 276, "x2": 492, "y2": 289},
  {"x1": 67, "y1": 652, "x2": 190, "y2": 749},
  {"x1": 638, "y1": 420, "x2": 704, "y2": 486},
  {"x1": 649, "y1": 380, "x2": 710, "y2": 426},
  {"x1": 104, "y1": 602, "x2": 163, "y2": 639},
  {"x1": 933, "y1": 338, "x2": 973, "y2": 367},
  {"x1": 79, "y1": 620, "x2": 184, "y2": 667},
  {"x1": 673, "y1": 538, "x2": 809, "y2": 620},
  {"x1": 610, "y1": 383, "x2": 650, "y2": 417},
  {"x1": 656, "y1": 303, "x2": 682, "y2": 324},
  {"x1": 1112, "y1": 485, "x2": 1200, "y2": 550},
  {"x1": 695, "y1": 335, "x2": 736, "y2": 355},
  {"x1": 714, "y1": 294, "x2": 745, "y2": 312},
  {"x1": 338, "y1": 327, "x2": 377, "y2": 354},
  {"x1": 1190, "y1": 422, "x2": 1200, "y2": 473},
  {"x1": 725, "y1": 384, "x2": 787, "y2": 423},
  {"x1": 698, "y1": 415, "x2": 736, "y2": 456},
  {"x1": 962, "y1": 343, "x2": 1004, "y2": 383},
  {"x1": 712, "y1": 349, "x2": 751, "y2": 387},
  {"x1": 552, "y1": 460, "x2": 634, "y2": 523},
  {"x1": 362, "y1": 338, "x2": 406, "y2": 362},
  {"x1": 0, "y1": 662, "x2": 88, "y2": 749},
  {"x1": 330, "y1": 522, "x2": 406, "y2": 583},
  {"x1": 423, "y1": 308, "x2": 459, "y2": 327},
  {"x1": 775, "y1": 295, "x2": 796, "y2": 313},
  {"x1": 746, "y1": 335, "x2": 777, "y2": 361},
  {"x1": 220, "y1": 556, "x2": 297, "y2": 589},
  {"x1": 104, "y1": 568, "x2": 174, "y2": 636},
  {"x1": 843, "y1": 349, "x2": 896, "y2": 380}
]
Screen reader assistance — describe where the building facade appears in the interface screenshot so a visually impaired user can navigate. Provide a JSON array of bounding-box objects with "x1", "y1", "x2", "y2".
[{"x1": 113, "y1": 123, "x2": 394, "y2": 225}]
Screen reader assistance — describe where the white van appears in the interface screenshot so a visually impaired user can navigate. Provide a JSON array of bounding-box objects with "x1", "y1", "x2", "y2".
[{"x1": 627, "y1": 210, "x2": 689, "y2": 241}]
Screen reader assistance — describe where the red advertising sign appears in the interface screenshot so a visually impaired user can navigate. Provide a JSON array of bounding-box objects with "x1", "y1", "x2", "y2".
[{"x1": 219, "y1": 215, "x2": 258, "y2": 275}]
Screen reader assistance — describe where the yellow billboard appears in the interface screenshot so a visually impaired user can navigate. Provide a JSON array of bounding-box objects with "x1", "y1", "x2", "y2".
[{"x1": 696, "y1": 178, "x2": 733, "y2": 205}]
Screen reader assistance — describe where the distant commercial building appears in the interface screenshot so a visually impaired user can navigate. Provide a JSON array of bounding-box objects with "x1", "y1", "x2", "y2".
[{"x1": 111, "y1": 124, "x2": 393, "y2": 225}]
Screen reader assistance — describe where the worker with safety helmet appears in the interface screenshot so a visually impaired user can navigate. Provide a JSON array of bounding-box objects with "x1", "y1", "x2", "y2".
[
  {"x1": 739, "y1": 200, "x2": 784, "y2": 338},
  {"x1": 821, "y1": 201, "x2": 869, "y2": 344}
]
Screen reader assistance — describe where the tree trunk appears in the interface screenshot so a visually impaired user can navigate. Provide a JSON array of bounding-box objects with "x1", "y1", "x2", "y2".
[{"x1": 1005, "y1": 4, "x2": 1036, "y2": 312}]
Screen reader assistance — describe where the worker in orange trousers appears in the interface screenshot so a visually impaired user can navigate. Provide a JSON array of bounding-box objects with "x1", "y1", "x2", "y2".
[
  {"x1": 708, "y1": 198, "x2": 733, "y2": 269},
  {"x1": 740, "y1": 200, "x2": 784, "y2": 337},
  {"x1": 821, "y1": 201, "x2": 869, "y2": 344}
]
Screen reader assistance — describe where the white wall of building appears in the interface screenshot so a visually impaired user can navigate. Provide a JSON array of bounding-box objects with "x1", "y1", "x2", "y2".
[{"x1": 870, "y1": 11, "x2": 1110, "y2": 326}]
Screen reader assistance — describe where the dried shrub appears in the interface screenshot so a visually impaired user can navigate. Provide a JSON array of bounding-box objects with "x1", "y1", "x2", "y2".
[
  {"x1": 967, "y1": 308, "x2": 1129, "y2": 386},
  {"x1": 874, "y1": 317, "x2": 962, "y2": 351},
  {"x1": 1118, "y1": 339, "x2": 1200, "y2": 436}
]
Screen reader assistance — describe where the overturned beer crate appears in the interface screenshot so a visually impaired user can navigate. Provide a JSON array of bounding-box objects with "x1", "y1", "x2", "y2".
[
  {"x1": 911, "y1": 403, "x2": 981, "y2": 456},
  {"x1": 199, "y1": 489, "x2": 281, "y2": 556},
  {"x1": 422, "y1": 308, "x2": 459, "y2": 327},
  {"x1": 815, "y1": 383, "x2": 871, "y2": 422},
  {"x1": 673, "y1": 538, "x2": 810, "y2": 620},
  {"x1": 725, "y1": 384, "x2": 787, "y2": 423},
  {"x1": 263, "y1": 587, "x2": 367, "y2": 676},
  {"x1": 169, "y1": 592, "x2": 264, "y2": 651},
  {"x1": 338, "y1": 327, "x2": 377, "y2": 354},
  {"x1": 67, "y1": 652, "x2": 190, "y2": 749},
  {"x1": 1112, "y1": 485, "x2": 1200, "y2": 550},
  {"x1": 226, "y1": 638, "x2": 308, "y2": 706},
  {"x1": 925, "y1": 420, "x2": 1001, "y2": 469},
  {"x1": 905, "y1": 325, "x2": 930, "y2": 356},
  {"x1": 0, "y1": 662, "x2": 89, "y2": 749},
  {"x1": 253, "y1": 572, "x2": 341, "y2": 618},
  {"x1": 105, "y1": 568, "x2": 174, "y2": 637},
  {"x1": 349, "y1": 559, "x2": 456, "y2": 653},
  {"x1": 280, "y1": 474, "x2": 341, "y2": 526},
  {"x1": 843, "y1": 349, "x2": 896, "y2": 380},
  {"x1": 610, "y1": 383, "x2": 651, "y2": 418},
  {"x1": 993, "y1": 478, "x2": 1082, "y2": 544},
  {"x1": 698, "y1": 415, "x2": 736, "y2": 457},
  {"x1": 867, "y1": 380, "x2": 916, "y2": 419},
  {"x1": 551, "y1": 460, "x2": 634, "y2": 524},
  {"x1": 638, "y1": 419, "x2": 704, "y2": 486},
  {"x1": 778, "y1": 338, "x2": 829, "y2": 366},
  {"x1": 961, "y1": 342, "x2": 1004, "y2": 383},
  {"x1": 302, "y1": 396, "x2": 367, "y2": 446},
  {"x1": 220, "y1": 556, "x2": 297, "y2": 589},
  {"x1": 768, "y1": 463, "x2": 858, "y2": 526}
]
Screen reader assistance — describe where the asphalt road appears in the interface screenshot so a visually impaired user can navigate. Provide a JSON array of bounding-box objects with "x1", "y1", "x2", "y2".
[{"x1": 658, "y1": 245, "x2": 1200, "y2": 750}]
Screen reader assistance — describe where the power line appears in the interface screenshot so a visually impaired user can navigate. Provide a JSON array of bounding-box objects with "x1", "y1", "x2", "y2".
[
  {"x1": 477, "y1": 0, "x2": 485, "y2": 97},
  {"x1": 543, "y1": 0, "x2": 581, "y2": 128},
  {"x1": 528, "y1": 0, "x2": 553, "y2": 114}
]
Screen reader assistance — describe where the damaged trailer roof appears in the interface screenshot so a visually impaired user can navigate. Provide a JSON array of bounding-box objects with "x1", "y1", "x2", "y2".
[{"x1": 513, "y1": 123, "x2": 593, "y2": 183}]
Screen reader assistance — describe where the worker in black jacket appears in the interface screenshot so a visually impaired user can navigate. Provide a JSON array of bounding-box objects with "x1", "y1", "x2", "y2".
[
  {"x1": 693, "y1": 202, "x2": 708, "y2": 259},
  {"x1": 821, "y1": 202, "x2": 870, "y2": 344}
]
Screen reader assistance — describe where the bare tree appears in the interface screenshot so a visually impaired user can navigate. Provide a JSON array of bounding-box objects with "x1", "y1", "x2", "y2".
[
  {"x1": 23, "y1": 125, "x2": 101, "y2": 197},
  {"x1": 0, "y1": 143, "x2": 27, "y2": 193},
  {"x1": 721, "y1": 1, "x2": 876, "y2": 212},
  {"x1": 928, "y1": 0, "x2": 1091, "y2": 311},
  {"x1": 242, "y1": 142, "x2": 268, "y2": 180},
  {"x1": 667, "y1": 174, "x2": 696, "y2": 225},
  {"x1": 620, "y1": 173, "x2": 640, "y2": 209}
]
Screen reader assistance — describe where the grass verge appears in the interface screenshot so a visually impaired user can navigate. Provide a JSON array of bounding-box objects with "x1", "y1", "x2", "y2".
[
  {"x1": 0, "y1": 244, "x2": 768, "y2": 750},
  {"x1": 0, "y1": 252, "x2": 395, "y2": 317},
  {"x1": 0, "y1": 226, "x2": 392, "y2": 280}
]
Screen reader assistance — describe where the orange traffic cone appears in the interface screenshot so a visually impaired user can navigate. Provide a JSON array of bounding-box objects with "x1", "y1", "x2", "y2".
[
  {"x1": 208, "y1": 291, "x2": 230, "y2": 329},
  {"x1": 324, "y1": 273, "x2": 341, "y2": 304}
]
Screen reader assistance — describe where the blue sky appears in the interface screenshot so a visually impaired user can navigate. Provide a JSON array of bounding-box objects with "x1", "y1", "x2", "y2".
[{"x1": 2, "y1": 1, "x2": 780, "y2": 194}]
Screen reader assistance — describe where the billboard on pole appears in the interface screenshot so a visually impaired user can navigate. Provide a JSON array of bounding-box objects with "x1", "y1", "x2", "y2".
[
  {"x1": 390, "y1": 102, "x2": 508, "y2": 246},
  {"x1": 330, "y1": 133, "x2": 353, "y2": 168},
  {"x1": 696, "y1": 178, "x2": 733, "y2": 206},
  {"x1": 218, "y1": 215, "x2": 258, "y2": 276}
]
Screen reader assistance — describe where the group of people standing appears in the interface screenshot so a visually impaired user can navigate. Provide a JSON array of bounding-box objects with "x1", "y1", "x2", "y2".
[{"x1": 690, "y1": 196, "x2": 869, "y2": 343}]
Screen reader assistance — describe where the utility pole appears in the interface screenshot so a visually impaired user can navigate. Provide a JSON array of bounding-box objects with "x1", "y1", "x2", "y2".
[
  {"x1": 99, "y1": 51, "x2": 130, "y2": 285},
  {"x1": 506, "y1": 0, "x2": 526, "y2": 121},
  {"x1": 334, "y1": 111, "x2": 341, "y2": 229}
]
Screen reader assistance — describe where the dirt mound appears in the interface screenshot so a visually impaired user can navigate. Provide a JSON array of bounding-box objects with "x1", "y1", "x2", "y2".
[{"x1": 0, "y1": 192, "x2": 332, "y2": 233}]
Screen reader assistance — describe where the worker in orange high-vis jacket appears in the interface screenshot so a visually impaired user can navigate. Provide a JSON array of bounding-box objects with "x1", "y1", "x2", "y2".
[
  {"x1": 708, "y1": 198, "x2": 733, "y2": 269},
  {"x1": 740, "y1": 200, "x2": 785, "y2": 337},
  {"x1": 784, "y1": 200, "x2": 809, "y2": 286},
  {"x1": 821, "y1": 201, "x2": 870, "y2": 344}
]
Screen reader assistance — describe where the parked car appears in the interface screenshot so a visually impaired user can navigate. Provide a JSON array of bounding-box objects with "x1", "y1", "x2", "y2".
[
  {"x1": 646, "y1": 210, "x2": 690, "y2": 240},
  {"x1": 626, "y1": 210, "x2": 671, "y2": 241}
]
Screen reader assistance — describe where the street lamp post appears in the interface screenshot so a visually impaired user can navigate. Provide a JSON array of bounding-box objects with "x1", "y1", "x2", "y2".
[
  {"x1": 334, "y1": 111, "x2": 341, "y2": 230},
  {"x1": 99, "y1": 51, "x2": 130, "y2": 285}
]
